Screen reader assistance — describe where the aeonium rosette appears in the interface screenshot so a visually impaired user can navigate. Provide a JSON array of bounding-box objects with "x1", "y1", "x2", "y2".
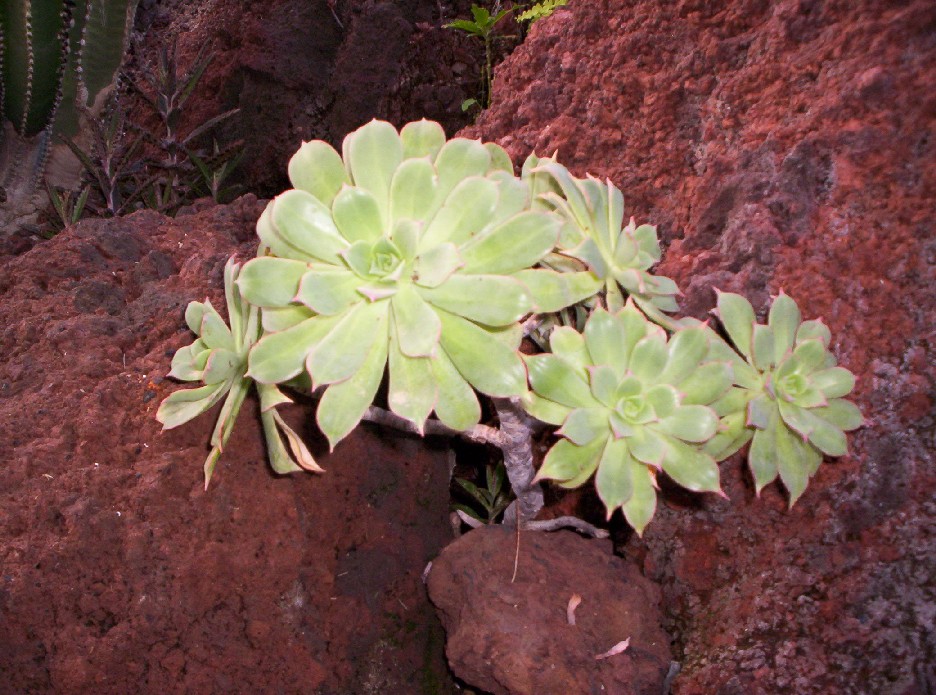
[
  {"x1": 522, "y1": 300, "x2": 733, "y2": 534},
  {"x1": 701, "y1": 290, "x2": 864, "y2": 505},
  {"x1": 234, "y1": 119, "x2": 600, "y2": 450}
]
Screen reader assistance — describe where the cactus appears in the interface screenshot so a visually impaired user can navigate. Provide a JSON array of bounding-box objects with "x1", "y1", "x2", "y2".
[{"x1": 0, "y1": 0, "x2": 136, "y2": 214}]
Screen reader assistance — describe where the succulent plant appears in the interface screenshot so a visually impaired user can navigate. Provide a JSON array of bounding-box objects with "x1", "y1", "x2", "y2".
[
  {"x1": 704, "y1": 290, "x2": 864, "y2": 505},
  {"x1": 527, "y1": 159, "x2": 680, "y2": 325},
  {"x1": 523, "y1": 301, "x2": 732, "y2": 534},
  {"x1": 236, "y1": 119, "x2": 599, "y2": 450},
  {"x1": 156, "y1": 259, "x2": 321, "y2": 487}
]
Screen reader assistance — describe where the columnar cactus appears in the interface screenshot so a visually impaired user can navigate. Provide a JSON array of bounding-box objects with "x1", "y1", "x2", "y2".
[{"x1": 0, "y1": 0, "x2": 135, "y2": 206}]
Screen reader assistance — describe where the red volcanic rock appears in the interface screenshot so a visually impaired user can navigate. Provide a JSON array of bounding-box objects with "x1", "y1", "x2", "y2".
[
  {"x1": 0, "y1": 196, "x2": 457, "y2": 693},
  {"x1": 465, "y1": 1, "x2": 935, "y2": 693},
  {"x1": 128, "y1": 0, "x2": 486, "y2": 197},
  {"x1": 427, "y1": 525, "x2": 672, "y2": 695}
]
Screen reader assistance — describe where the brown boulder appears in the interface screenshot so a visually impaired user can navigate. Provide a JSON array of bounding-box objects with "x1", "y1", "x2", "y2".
[{"x1": 427, "y1": 526, "x2": 672, "y2": 694}]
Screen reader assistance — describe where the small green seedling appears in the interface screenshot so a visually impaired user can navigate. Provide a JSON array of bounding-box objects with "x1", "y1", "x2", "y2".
[
  {"x1": 453, "y1": 462, "x2": 513, "y2": 524},
  {"x1": 446, "y1": 4, "x2": 512, "y2": 108},
  {"x1": 516, "y1": 0, "x2": 568, "y2": 24}
]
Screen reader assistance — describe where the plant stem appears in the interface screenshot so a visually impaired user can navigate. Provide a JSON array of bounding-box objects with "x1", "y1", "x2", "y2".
[{"x1": 492, "y1": 397, "x2": 544, "y2": 524}]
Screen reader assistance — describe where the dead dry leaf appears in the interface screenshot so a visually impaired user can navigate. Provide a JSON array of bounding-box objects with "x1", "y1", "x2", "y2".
[
  {"x1": 567, "y1": 593, "x2": 582, "y2": 625},
  {"x1": 594, "y1": 637, "x2": 630, "y2": 660}
]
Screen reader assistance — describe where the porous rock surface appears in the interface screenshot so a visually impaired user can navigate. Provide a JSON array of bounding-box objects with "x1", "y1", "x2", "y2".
[
  {"x1": 427, "y1": 525, "x2": 672, "y2": 695},
  {"x1": 0, "y1": 196, "x2": 458, "y2": 693},
  {"x1": 130, "y1": 0, "x2": 488, "y2": 197},
  {"x1": 466, "y1": 1, "x2": 935, "y2": 693}
]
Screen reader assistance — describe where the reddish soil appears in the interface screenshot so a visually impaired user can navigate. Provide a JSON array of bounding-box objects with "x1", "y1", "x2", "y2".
[{"x1": 0, "y1": 197, "x2": 460, "y2": 693}]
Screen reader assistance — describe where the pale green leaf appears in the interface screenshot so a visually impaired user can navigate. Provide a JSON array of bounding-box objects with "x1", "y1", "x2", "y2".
[
  {"x1": 810, "y1": 367, "x2": 856, "y2": 399},
  {"x1": 168, "y1": 342, "x2": 208, "y2": 381},
  {"x1": 388, "y1": 326, "x2": 438, "y2": 433},
  {"x1": 391, "y1": 283, "x2": 442, "y2": 357},
  {"x1": 628, "y1": 330, "x2": 669, "y2": 382},
  {"x1": 255, "y1": 204, "x2": 309, "y2": 261},
  {"x1": 627, "y1": 427, "x2": 665, "y2": 466},
  {"x1": 261, "y1": 305, "x2": 315, "y2": 333},
  {"x1": 643, "y1": 384, "x2": 679, "y2": 419},
  {"x1": 420, "y1": 176, "x2": 499, "y2": 251},
  {"x1": 157, "y1": 382, "x2": 228, "y2": 430},
  {"x1": 259, "y1": 408, "x2": 302, "y2": 474},
  {"x1": 661, "y1": 438, "x2": 722, "y2": 493},
  {"x1": 534, "y1": 437, "x2": 602, "y2": 486},
  {"x1": 595, "y1": 437, "x2": 635, "y2": 516},
  {"x1": 715, "y1": 291, "x2": 756, "y2": 358},
  {"x1": 813, "y1": 398, "x2": 864, "y2": 431},
  {"x1": 419, "y1": 274, "x2": 532, "y2": 326},
  {"x1": 247, "y1": 314, "x2": 342, "y2": 384},
  {"x1": 774, "y1": 415, "x2": 816, "y2": 506},
  {"x1": 400, "y1": 119, "x2": 446, "y2": 160},
  {"x1": 257, "y1": 383, "x2": 293, "y2": 412},
  {"x1": 237, "y1": 257, "x2": 309, "y2": 308},
  {"x1": 288, "y1": 139, "x2": 349, "y2": 206},
  {"x1": 307, "y1": 301, "x2": 389, "y2": 385},
  {"x1": 430, "y1": 348, "x2": 482, "y2": 431},
  {"x1": 413, "y1": 243, "x2": 463, "y2": 288},
  {"x1": 787, "y1": 339, "x2": 827, "y2": 375},
  {"x1": 751, "y1": 323, "x2": 775, "y2": 371},
  {"x1": 317, "y1": 333, "x2": 389, "y2": 450},
  {"x1": 521, "y1": 392, "x2": 572, "y2": 426},
  {"x1": 796, "y1": 319, "x2": 832, "y2": 348},
  {"x1": 583, "y1": 308, "x2": 628, "y2": 377},
  {"x1": 657, "y1": 404, "x2": 719, "y2": 443},
  {"x1": 701, "y1": 411, "x2": 752, "y2": 462},
  {"x1": 524, "y1": 353, "x2": 598, "y2": 409},
  {"x1": 558, "y1": 407, "x2": 610, "y2": 446},
  {"x1": 295, "y1": 268, "x2": 362, "y2": 315},
  {"x1": 659, "y1": 327, "x2": 708, "y2": 385},
  {"x1": 748, "y1": 426, "x2": 779, "y2": 495},
  {"x1": 343, "y1": 119, "x2": 403, "y2": 224},
  {"x1": 185, "y1": 301, "x2": 208, "y2": 335},
  {"x1": 437, "y1": 309, "x2": 526, "y2": 397},
  {"x1": 768, "y1": 291, "x2": 801, "y2": 362},
  {"x1": 201, "y1": 349, "x2": 243, "y2": 385},
  {"x1": 459, "y1": 212, "x2": 559, "y2": 274},
  {"x1": 588, "y1": 365, "x2": 619, "y2": 407},
  {"x1": 485, "y1": 142, "x2": 514, "y2": 173},
  {"x1": 778, "y1": 400, "x2": 847, "y2": 457},
  {"x1": 390, "y1": 157, "x2": 438, "y2": 223},
  {"x1": 332, "y1": 186, "x2": 384, "y2": 244},
  {"x1": 433, "y1": 138, "x2": 492, "y2": 199},
  {"x1": 511, "y1": 269, "x2": 602, "y2": 313},
  {"x1": 622, "y1": 462, "x2": 657, "y2": 536},
  {"x1": 271, "y1": 189, "x2": 349, "y2": 264},
  {"x1": 200, "y1": 305, "x2": 235, "y2": 352},
  {"x1": 549, "y1": 326, "x2": 589, "y2": 369},
  {"x1": 677, "y1": 362, "x2": 733, "y2": 406}
]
